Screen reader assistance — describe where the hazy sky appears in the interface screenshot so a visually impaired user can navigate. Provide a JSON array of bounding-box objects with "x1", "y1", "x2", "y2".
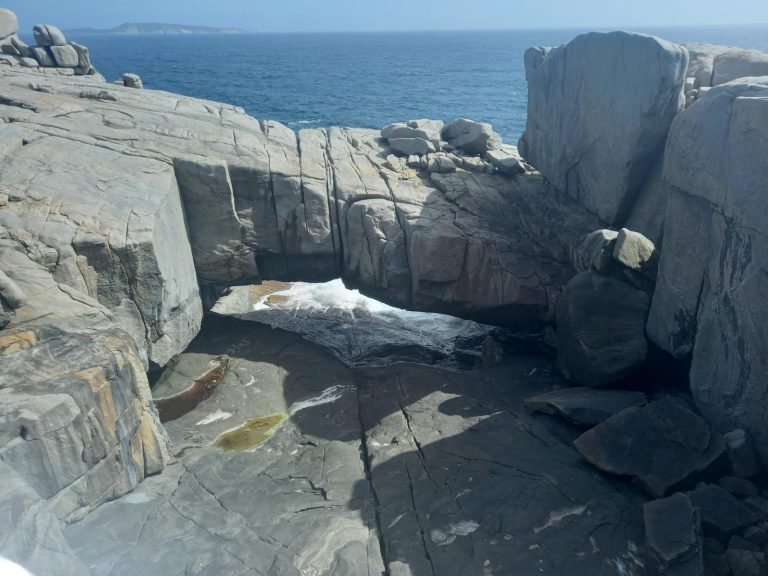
[{"x1": 5, "y1": 0, "x2": 768, "y2": 32}]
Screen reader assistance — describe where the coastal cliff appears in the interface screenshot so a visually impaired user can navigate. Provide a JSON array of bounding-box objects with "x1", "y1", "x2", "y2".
[{"x1": 2, "y1": 7, "x2": 768, "y2": 576}]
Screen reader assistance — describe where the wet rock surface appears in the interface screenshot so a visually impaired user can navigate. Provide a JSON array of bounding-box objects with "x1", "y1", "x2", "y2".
[{"x1": 64, "y1": 315, "x2": 648, "y2": 576}]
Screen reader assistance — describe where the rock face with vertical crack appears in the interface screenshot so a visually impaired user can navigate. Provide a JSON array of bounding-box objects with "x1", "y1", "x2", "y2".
[
  {"x1": 647, "y1": 77, "x2": 768, "y2": 463},
  {"x1": 62, "y1": 316, "x2": 647, "y2": 576},
  {"x1": 519, "y1": 31, "x2": 688, "y2": 225},
  {"x1": 0, "y1": 63, "x2": 601, "y2": 571}
]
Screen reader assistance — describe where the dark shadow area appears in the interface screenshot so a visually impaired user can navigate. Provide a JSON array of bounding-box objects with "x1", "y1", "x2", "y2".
[{"x1": 176, "y1": 312, "x2": 651, "y2": 576}]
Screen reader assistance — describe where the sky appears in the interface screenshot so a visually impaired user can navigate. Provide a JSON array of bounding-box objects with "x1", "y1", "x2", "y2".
[{"x1": 4, "y1": 0, "x2": 768, "y2": 32}]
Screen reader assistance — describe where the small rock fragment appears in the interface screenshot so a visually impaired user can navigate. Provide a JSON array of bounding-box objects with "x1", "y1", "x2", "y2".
[
  {"x1": 689, "y1": 484, "x2": 758, "y2": 539},
  {"x1": 644, "y1": 492, "x2": 704, "y2": 576},
  {"x1": 524, "y1": 387, "x2": 647, "y2": 427},
  {"x1": 724, "y1": 429, "x2": 762, "y2": 479},
  {"x1": 122, "y1": 73, "x2": 143, "y2": 89}
]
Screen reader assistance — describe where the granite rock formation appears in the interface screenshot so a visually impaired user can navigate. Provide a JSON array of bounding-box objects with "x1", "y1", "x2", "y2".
[
  {"x1": 521, "y1": 31, "x2": 768, "y2": 470},
  {"x1": 647, "y1": 76, "x2": 768, "y2": 463},
  {"x1": 519, "y1": 32, "x2": 688, "y2": 226},
  {"x1": 2, "y1": 12, "x2": 768, "y2": 575},
  {"x1": 0, "y1": 57, "x2": 604, "y2": 573},
  {"x1": 0, "y1": 18, "x2": 101, "y2": 79}
]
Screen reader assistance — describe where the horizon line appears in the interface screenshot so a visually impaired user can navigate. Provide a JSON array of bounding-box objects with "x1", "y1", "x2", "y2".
[{"x1": 42, "y1": 21, "x2": 768, "y2": 36}]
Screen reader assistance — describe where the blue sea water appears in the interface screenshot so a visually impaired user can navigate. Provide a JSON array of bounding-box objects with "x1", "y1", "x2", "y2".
[{"x1": 59, "y1": 26, "x2": 768, "y2": 143}]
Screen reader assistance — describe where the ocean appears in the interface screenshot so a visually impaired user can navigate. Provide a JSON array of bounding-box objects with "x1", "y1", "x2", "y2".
[{"x1": 56, "y1": 26, "x2": 768, "y2": 143}]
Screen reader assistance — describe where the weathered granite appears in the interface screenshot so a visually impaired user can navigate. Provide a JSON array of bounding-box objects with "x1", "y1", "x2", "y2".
[
  {"x1": 647, "y1": 77, "x2": 768, "y2": 462},
  {"x1": 0, "y1": 61, "x2": 606, "y2": 571},
  {"x1": 557, "y1": 271, "x2": 650, "y2": 387},
  {"x1": 0, "y1": 461, "x2": 90, "y2": 576},
  {"x1": 63, "y1": 316, "x2": 647, "y2": 576},
  {"x1": 520, "y1": 31, "x2": 688, "y2": 225},
  {"x1": 0, "y1": 17, "x2": 101, "y2": 78}
]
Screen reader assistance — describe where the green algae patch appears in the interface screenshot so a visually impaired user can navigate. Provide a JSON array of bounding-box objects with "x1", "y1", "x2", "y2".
[{"x1": 213, "y1": 414, "x2": 288, "y2": 452}]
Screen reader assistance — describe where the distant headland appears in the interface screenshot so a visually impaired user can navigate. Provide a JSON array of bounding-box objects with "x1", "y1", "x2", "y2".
[{"x1": 65, "y1": 22, "x2": 248, "y2": 35}]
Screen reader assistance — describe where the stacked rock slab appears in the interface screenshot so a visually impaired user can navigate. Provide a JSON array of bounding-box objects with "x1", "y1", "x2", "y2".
[
  {"x1": 0, "y1": 17, "x2": 101, "y2": 79},
  {"x1": 557, "y1": 228, "x2": 656, "y2": 386},
  {"x1": 520, "y1": 31, "x2": 768, "y2": 470}
]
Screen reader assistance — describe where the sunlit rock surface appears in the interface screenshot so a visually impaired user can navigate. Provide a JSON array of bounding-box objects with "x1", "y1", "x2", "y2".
[{"x1": 648, "y1": 76, "x2": 768, "y2": 462}]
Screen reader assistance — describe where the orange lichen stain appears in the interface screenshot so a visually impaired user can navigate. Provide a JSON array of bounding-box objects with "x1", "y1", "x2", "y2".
[
  {"x1": 74, "y1": 366, "x2": 119, "y2": 444},
  {"x1": 0, "y1": 331, "x2": 37, "y2": 356},
  {"x1": 213, "y1": 414, "x2": 287, "y2": 452}
]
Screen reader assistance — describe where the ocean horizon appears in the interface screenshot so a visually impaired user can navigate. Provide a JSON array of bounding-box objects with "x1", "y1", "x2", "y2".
[{"x1": 24, "y1": 25, "x2": 768, "y2": 143}]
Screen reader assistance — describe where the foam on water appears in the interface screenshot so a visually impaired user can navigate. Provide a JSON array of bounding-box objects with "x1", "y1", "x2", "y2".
[
  {"x1": 290, "y1": 384, "x2": 352, "y2": 415},
  {"x1": 253, "y1": 279, "x2": 476, "y2": 333}
]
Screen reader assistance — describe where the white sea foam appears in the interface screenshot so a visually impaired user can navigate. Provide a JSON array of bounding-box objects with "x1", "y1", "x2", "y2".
[
  {"x1": 196, "y1": 410, "x2": 234, "y2": 426},
  {"x1": 253, "y1": 279, "x2": 474, "y2": 331},
  {"x1": 290, "y1": 385, "x2": 350, "y2": 414},
  {"x1": 0, "y1": 556, "x2": 34, "y2": 576}
]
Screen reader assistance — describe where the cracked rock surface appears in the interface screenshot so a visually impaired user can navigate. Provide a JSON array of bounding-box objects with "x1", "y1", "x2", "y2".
[
  {"x1": 64, "y1": 315, "x2": 647, "y2": 576},
  {"x1": 0, "y1": 64, "x2": 601, "y2": 564}
]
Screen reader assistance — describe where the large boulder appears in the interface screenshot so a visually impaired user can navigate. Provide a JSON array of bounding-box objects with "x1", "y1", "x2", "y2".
[
  {"x1": 122, "y1": 73, "x2": 143, "y2": 89},
  {"x1": 32, "y1": 24, "x2": 67, "y2": 47},
  {"x1": 520, "y1": 32, "x2": 688, "y2": 225},
  {"x1": 0, "y1": 8, "x2": 17, "y2": 40},
  {"x1": 50, "y1": 45, "x2": 79, "y2": 68},
  {"x1": 388, "y1": 137, "x2": 435, "y2": 156},
  {"x1": 684, "y1": 44, "x2": 768, "y2": 89},
  {"x1": 712, "y1": 49, "x2": 768, "y2": 86},
  {"x1": 647, "y1": 77, "x2": 768, "y2": 462},
  {"x1": 685, "y1": 43, "x2": 728, "y2": 88},
  {"x1": 441, "y1": 118, "x2": 501, "y2": 155},
  {"x1": 556, "y1": 271, "x2": 650, "y2": 387},
  {"x1": 524, "y1": 387, "x2": 647, "y2": 426},
  {"x1": 688, "y1": 484, "x2": 758, "y2": 539},
  {"x1": 574, "y1": 399, "x2": 727, "y2": 497},
  {"x1": 381, "y1": 119, "x2": 443, "y2": 148},
  {"x1": 30, "y1": 46, "x2": 55, "y2": 67}
]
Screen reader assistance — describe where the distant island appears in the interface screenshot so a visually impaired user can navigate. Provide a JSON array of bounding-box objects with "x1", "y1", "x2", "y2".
[{"x1": 65, "y1": 23, "x2": 248, "y2": 35}]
